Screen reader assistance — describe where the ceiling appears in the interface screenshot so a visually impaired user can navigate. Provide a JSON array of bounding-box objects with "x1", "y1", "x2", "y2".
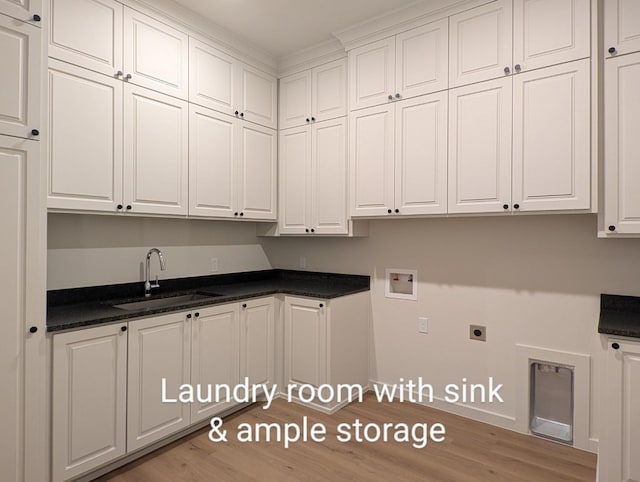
[{"x1": 171, "y1": 0, "x2": 421, "y2": 58}]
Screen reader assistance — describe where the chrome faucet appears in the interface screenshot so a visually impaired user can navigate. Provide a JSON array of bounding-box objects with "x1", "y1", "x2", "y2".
[{"x1": 144, "y1": 248, "x2": 166, "y2": 297}]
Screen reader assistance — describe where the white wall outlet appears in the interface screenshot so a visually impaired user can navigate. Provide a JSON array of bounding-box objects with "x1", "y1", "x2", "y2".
[
  {"x1": 299, "y1": 256, "x2": 307, "y2": 269},
  {"x1": 418, "y1": 317, "x2": 428, "y2": 334},
  {"x1": 211, "y1": 257, "x2": 219, "y2": 273}
]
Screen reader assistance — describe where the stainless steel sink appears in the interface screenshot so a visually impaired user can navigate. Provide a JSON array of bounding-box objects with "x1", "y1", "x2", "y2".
[{"x1": 112, "y1": 293, "x2": 221, "y2": 311}]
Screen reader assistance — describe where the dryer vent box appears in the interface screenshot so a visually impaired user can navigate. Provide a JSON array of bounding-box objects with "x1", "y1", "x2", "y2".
[{"x1": 385, "y1": 269, "x2": 417, "y2": 300}]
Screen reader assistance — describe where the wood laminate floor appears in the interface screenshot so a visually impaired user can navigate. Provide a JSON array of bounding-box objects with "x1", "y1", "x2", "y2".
[{"x1": 96, "y1": 394, "x2": 596, "y2": 482}]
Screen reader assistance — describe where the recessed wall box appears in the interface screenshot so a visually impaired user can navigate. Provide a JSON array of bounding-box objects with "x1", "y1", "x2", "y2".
[{"x1": 385, "y1": 269, "x2": 417, "y2": 300}]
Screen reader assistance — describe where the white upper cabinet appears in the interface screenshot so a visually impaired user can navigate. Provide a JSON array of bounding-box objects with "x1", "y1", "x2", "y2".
[
  {"x1": 512, "y1": 59, "x2": 591, "y2": 212},
  {"x1": 604, "y1": 52, "x2": 640, "y2": 234},
  {"x1": 513, "y1": 0, "x2": 590, "y2": 72},
  {"x1": 49, "y1": 0, "x2": 123, "y2": 78},
  {"x1": 0, "y1": 0, "x2": 42, "y2": 23},
  {"x1": 123, "y1": 8, "x2": 188, "y2": 99},
  {"x1": 605, "y1": 0, "x2": 640, "y2": 57},
  {"x1": 0, "y1": 13, "x2": 41, "y2": 139},
  {"x1": 279, "y1": 58, "x2": 347, "y2": 130},
  {"x1": 189, "y1": 38, "x2": 236, "y2": 115},
  {"x1": 279, "y1": 125, "x2": 311, "y2": 233},
  {"x1": 123, "y1": 84, "x2": 188, "y2": 216},
  {"x1": 349, "y1": 19, "x2": 448, "y2": 110},
  {"x1": 47, "y1": 59, "x2": 123, "y2": 212},
  {"x1": 449, "y1": 0, "x2": 512, "y2": 88},
  {"x1": 448, "y1": 77, "x2": 513, "y2": 214},
  {"x1": 238, "y1": 62, "x2": 277, "y2": 129}
]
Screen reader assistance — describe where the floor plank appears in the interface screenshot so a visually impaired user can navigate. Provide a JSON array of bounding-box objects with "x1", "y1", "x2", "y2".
[{"x1": 96, "y1": 394, "x2": 596, "y2": 482}]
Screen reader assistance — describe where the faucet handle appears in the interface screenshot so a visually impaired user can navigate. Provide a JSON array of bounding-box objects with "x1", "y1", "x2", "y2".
[{"x1": 151, "y1": 275, "x2": 160, "y2": 289}]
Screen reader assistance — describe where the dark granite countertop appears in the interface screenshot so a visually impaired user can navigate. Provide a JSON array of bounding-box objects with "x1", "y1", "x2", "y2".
[
  {"x1": 47, "y1": 269, "x2": 369, "y2": 333},
  {"x1": 598, "y1": 294, "x2": 640, "y2": 338}
]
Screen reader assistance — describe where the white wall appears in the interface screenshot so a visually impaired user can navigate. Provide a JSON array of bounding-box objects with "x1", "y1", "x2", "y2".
[
  {"x1": 47, "y1": 214, "x2": 271, "y2": 289},
  {"x1": 259, "y1": 214, "x2": 640, "y2": 447}
]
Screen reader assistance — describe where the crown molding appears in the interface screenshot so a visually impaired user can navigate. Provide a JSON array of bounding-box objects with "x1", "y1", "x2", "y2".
[
  {"x1": 277, "y1": 38, "x2": 346, "y2": 77},
  {"x1": 124, "y1": 0, "x2": 278, "y2": 74},
  {"x1": 333, "y1": 0, "x2": 495, "y2": 51}
]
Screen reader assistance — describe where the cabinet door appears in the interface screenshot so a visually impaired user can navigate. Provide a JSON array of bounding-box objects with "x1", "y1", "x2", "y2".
[
  {"x1": 349, "y1": 37, "x2": 395, "y2": 110},
  {"x1": 395, "y1": 92, "x2": 448, "y2": 216},
  {"x1": 188, "y1": 38, "x2": 236, "y2": 116},
  {"x1": 284, "y1": 297, "x2": 327, "y2": 389},
  {"x1": 240, "y1": 298, "x2": 275, "y2": 388},
  {"x1": 605, "y1": 0, "x2": 640, "y2": 58},
  {"x1": 123, "y1": 7, "x2": 188, "y2": 99},
  {"x1": 0, "y1": 0, "x2": 42, "y2": 23},
  {"x1": 448, "y1": 77, "x2": 512, "y2": 214},
  {"x1": 191, "y1": 304, "x2": 239, "y2": 423},
  {"x1": 52, "y1": 324, "x2": 127, "y2": 482},
  {"x1": 349, "y1": 103, "x2": 395, "y2": 217},
  {"x1": 238, "y1": 63, "x2": 277, "y2": 129},
  {"x1": 123, "y1": 84, "x2": 188, "y2": 216},
  {"x1": 513, "y1": 59, "x2": 590, "y2": 212},
  {"x1": 48, "y1": 0, "x2": 122, "y2": 77},
  {"x1": 48, "y1": 60, "x2": 123, "y2": 212},
  {"x1": 395, "y1": 19, "x2": 448, "y2": 100},
  {"x1": 279, "y1": 69, "x2": 312, "y2": 130},
  {"x1": 189, "y1": 105, "x2": 236, "y2": 218},
  {"x1": 312, "y1": 117, "x2": 348, "y2": 234},
  {"x1": 0, "y1": 14, "x2": 40, "y2": 139},
  {"x1": 514, "y1": 0, "x2": 590, "y2": 71},
  {"x1": 127, "y1": 312, "x2": 190, "y2": 452},
  {"x1": 312, "y1": 58, "x2": 347, "y2": 122},
  {"x1": 600, "y1": 339, "x2": 640, "y2": 482},
  {"x1": 279, "y1": 125, "x2": 311, "y2": 234},
  {"x1": 449, "y1": 0, "x2": 512, "y2": 88},
  {"x1": 237, "y1": 122, "x2": 277, "y2": 220},
  {"x1": 605, "y1": 52, "x2": 640, "y2": 234}
]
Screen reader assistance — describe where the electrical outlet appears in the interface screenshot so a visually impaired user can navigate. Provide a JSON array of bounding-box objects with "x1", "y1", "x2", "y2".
[
  {"x1": 211, "y1": 258, "x2": 219, "y2": 273},
  {"x1": 299, "y1": 256, "x2": 307, "y2": 269},
  {"x1": 418, "y1": 317, "x2": 428, "y2": 334},
  {"x1": 470, "y1": 325, "x2": 486, "y2": 342}
]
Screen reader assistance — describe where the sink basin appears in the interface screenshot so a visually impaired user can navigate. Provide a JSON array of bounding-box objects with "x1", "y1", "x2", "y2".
[{"x1": 112, "y1": 293, "x2": 222, "y2": 311}]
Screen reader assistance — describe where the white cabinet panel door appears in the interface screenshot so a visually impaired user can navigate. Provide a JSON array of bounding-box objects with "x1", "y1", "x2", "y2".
[
  {"x1": 127, "y1": 313, "x2": 190, "y2": 452},
  {"x1": 188, "y1": 38, "x2": 236, "y2": 116},
  {"x1": 605, "y1": 0, "x2": 640, "y2": 57},
  {"x1": 237, "y1": 122, "x2": 277, "y2": 220},
  {"x1": 349, "y1": 37, "x2": 395, "y2": 110},
  {"x1": 449, "y1": 0, "x2": 512, "y2": 88},
  {"x1": 395, "y1": 92, "x2": 448, "y2": 215},
  {"x1": 284, "y1": 297, "x2": 327, "y2": 388},
  {"x1": 0, "y1": 0, "x2": 42, "y2": 23},
  {"x1": 396, "y1": 19, "x2": 448, "y2": 99},
  {"x1": 123, "y1": 8, "x2": 188, "y2": 99},
  {"x1": 513, "y1": 59, "x2": 590, "y2": 212},
  {"x1": 605, "y1": 52, "x2": 640, "y2": 234},
  {"x1": 514, "y1": 0, "x2": 590, "y2": 72},
  {"x1": 240, "y1": 298, "x2": 275, "y2": 388},
  {"x1": 123, "y1": 84, "x2": 188, "y2": 216},
  {"x1": 448, "y1": 77, "x2": 512, "y2": 213},
  {"x1": 189, "y1": 105, "x2": 236, "y2": 218},
  {"x1": 313, "y1": 117, "x2": 348, "y2": 234},
  {"x1": 279, "y1": 69, "x2": 311, "y2": 130},
  {"x1": 349, "y1": 104, "x2": 395, "y2": 217},
  {"x1": 238, "y1": 63, "x2": 277, "y2": 129},
  {"x1": 48, "y1": 0, "x2": 122, "y2": 77},
  {"x1": 0, "y1": 14, "x2": 40, "y2": 139},
  {"x1": 47, "y1": 60, "x2": 123, "y2": 212},
  {"x1": 191, "y1": 304, "x2": 239, "y2": 423},
  {"x1": 52, "y1": 324, "x2": 127, "y2": 482},
  {"x1": 312, "y1": 58, "x2": 347, "y2": 123},
  {"x1": 279, "y1": 125, "x2": 311, "y2": 234}
]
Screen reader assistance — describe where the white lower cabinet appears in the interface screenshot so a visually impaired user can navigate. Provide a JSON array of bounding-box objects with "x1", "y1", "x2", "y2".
[
  {"x1": 240, "y1": 297, "x2": 275, "y2": 387},
  {"x1": 284, "y1": 293, "x2": 369, "y2": 411},
  {"x1": 600, "y1": 338, "x2": 640, "y2": 482},
  {"x1": 52, "y1": 323, "x2": 128, "y2": 482}
]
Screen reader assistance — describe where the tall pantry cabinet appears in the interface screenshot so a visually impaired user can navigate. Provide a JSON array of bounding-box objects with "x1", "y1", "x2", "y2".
[{"x1": 0, "y1": 1, "x2": 46, "y2": 482}]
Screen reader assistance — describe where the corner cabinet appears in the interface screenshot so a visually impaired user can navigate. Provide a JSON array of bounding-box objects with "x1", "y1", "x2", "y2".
[
  {"x1": 599, "y1": 338, "x2": 640, "y2": 482},
  {"x1": 52, "y1": 323, "x2": 128, "y2": 482},
  {"x1": 284, "y1": 293, "x2": 369, "y2": 412}
]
